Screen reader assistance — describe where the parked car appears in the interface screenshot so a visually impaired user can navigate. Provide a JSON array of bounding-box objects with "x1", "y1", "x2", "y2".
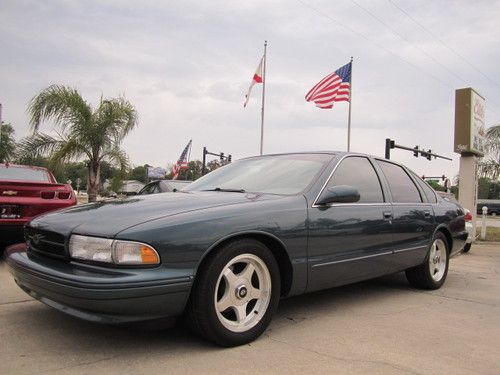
[
  {"x1": 138, "y1": 180, "x2": 192, "y2": 195},
  {"x1": 437, "y1": 192, "x2": 472, "y2": 252},
  {"x1": 1, "y1": 163, "x2": 76, "y2": 247},
  {"x1": 476, "y1": 200, "x2": 500, "y2": 216},
  {"x1": 6, "y1": 152, "x2": 467, "y2": 346}
]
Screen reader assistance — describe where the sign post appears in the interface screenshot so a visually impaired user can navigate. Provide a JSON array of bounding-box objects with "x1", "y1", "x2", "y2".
[{"x1": 454, "y1": 87, "x2": 486, "y2": 242}]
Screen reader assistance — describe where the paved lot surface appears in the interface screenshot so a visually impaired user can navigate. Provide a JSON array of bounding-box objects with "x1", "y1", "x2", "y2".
[{"x1": 1, "y1": 242, "x2": 499, "y2": 375}]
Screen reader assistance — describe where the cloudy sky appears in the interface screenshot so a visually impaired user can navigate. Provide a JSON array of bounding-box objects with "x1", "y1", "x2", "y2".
[{"x1": 1, "y1": 0, "x2": 499, "y2": 179}]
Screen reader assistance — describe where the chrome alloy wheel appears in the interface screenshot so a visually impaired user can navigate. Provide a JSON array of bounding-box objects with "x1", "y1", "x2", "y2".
[
  {"x1": 214, "y1": 253, "x2": 272, "y2": 333},
  {"x1": 429, "y1": 238, "x2": 447, "y2": 282}
]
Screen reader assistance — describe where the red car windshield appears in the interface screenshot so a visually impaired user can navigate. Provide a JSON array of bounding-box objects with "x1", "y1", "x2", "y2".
[{"x1": 0, "y1": 166, "x2": 51, "y2": 182}]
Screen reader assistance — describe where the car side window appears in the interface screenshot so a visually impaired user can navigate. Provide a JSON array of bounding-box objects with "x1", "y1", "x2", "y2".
[
  {"x1": 376, "y1": 160, "x2": 422, "y2": 203},
  {"x1": 324, "y1": 157, "x2": 384, "y2": 203},
  {"x1": 411, "y1": 173, "x2": 437, "y2": 203}
]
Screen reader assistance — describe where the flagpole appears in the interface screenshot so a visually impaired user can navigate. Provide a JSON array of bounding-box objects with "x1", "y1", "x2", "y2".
[
  {"x1": 347, "y1": 57, "x2": 353, "y2": 152},
  {"x1": 260, "y1": 40, "x2": 267, "y2": 155}
]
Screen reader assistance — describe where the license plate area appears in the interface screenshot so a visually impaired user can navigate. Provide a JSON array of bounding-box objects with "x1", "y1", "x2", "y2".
[{"x1": 0, "y1": 205, "x2": 21, "y2": 219}]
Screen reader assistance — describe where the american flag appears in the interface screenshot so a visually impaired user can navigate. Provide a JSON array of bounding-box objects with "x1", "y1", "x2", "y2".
[
  {"x1": 171, "y1": 140, "x2": 192, "y2": 180},
  {"x1": 305, "y1": 62, "x2": 352, "y2": 109}
]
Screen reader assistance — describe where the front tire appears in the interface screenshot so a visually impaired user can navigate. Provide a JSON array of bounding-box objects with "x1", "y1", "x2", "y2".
[
  {"x1": 406, "y1": 232, "x2": 449, "y2": 289},
  {"x1": 187, "y1": 239, "x2": 280, "y2": 346}
]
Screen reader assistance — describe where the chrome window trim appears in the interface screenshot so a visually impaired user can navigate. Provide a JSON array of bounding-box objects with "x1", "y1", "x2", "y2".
[{"x1": 312, "y1": 154, "x2": 386, "y2": 208}]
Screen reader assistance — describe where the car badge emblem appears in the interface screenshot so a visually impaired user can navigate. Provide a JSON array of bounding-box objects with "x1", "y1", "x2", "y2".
[
  {"x1": 31, "y1": 234, "x2": 44, "y2": 245},
  {"x1": 2, "y1": 190, "x2": 18, "y2": 196}
]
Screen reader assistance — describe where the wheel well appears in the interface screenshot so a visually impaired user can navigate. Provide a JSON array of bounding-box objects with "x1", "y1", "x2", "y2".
[
  {"x1": 197, "y1": 233, "x2": 293, "y2": 297},
  {"x1": 436, "y1": 227, "x2": 453, "y2": 252}
]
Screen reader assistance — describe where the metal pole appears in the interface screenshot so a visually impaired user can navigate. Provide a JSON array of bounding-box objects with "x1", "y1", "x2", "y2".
[
  {"x1": 202, "y1": 147, "x2": 207, "y2": 175},
  {"x1": 260, "y1": 40, "x2": 267, "y2": 155},
  {"x1": 347, "y1": 57, "x2": 353, "y2": 152},
  {"x1": 385, "y1": 138, "x2": 391, "y2": 159}
]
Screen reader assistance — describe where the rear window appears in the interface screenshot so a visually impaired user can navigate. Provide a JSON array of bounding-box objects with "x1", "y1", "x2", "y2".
[{"x1": 0, "y1": 166, "x2": 51, "y2": 182}]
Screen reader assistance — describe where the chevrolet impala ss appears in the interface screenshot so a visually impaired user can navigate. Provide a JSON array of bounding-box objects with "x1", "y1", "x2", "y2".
[{"x1": 6, "y1": 152, "x2": 468, "y2": 346}]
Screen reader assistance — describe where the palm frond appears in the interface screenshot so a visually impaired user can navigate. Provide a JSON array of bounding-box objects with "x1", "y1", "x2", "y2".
[
  {"x1": 101, "y1": 146, "x2": 129, "y2": 173},
  {"x1": 28, "y1": 85, "x2": 92, "y2": 132},
  {"x1": 48, "y1": 136, "x2": 91, "y2": 171},
  {"x1": 94, "y1": 96, "x2": 138, "y2": 143},
  {"x1": 17, "y1": 133, "x2": 63, "y2": 159}
]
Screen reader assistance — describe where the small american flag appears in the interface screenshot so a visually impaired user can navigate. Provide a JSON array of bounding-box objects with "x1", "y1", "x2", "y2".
[
  {"x1": 305, "y1": 62, "x2": 351, "y2": 109},
  {"x1": 171, "y1": 140, "x2": 192, "y2": 180}
]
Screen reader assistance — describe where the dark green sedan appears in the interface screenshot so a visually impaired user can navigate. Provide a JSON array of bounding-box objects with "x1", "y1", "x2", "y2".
[{"x1": 6, "y1": 152, "x2": 468, "y2": 346}]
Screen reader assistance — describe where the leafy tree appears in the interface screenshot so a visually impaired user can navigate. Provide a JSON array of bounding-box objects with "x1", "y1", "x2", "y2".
[
  {"x1": 426, "y1": 179, "x2": 446, "y2": 192},
  {"x1": 478, "y1": 177, "x2": 500, "y2": 199},
  {"x1": 128, "y1": 165, "x2": 149, "y2": 183},
  {"x1": 0, "y1": 122, "x2": 17, "y2": 163},
  {"x1": 19, "y1": 85, "x2": 137, "y2": 202}
]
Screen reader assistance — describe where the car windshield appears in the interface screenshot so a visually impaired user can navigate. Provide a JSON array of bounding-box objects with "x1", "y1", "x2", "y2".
[
  {"x1": 184, "y1": 154, "x2": 332, "y2": 195},
  {"x1": 0, "y1": 166, "x2": 51, "y2": 182},
  {"x1": 168, "y1": 181, "x2": 191, "y2": 190}
]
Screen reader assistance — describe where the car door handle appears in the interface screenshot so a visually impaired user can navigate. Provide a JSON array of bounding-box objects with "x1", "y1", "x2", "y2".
[
  {"x1": 423, "y1": 210, "x2": 431, "y2": 218},
  {"x1": 383, "y1": 211, "x2": 393, "y2": 219}
]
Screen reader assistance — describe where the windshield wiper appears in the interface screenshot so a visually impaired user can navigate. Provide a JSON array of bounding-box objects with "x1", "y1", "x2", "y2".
[{"x1": 202, "y1": 187, "x2": 246, "y2": 193}]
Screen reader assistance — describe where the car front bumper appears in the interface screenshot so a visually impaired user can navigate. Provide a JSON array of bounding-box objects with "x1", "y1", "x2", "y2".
[{"x1": 5, "y1": 244, "x2": 193, "y2": 324}]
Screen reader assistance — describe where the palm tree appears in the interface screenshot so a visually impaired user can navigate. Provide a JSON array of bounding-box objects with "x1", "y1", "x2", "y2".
[
  {"x1": 483, "y1": 124, "x2": 500, "y2": 180},
  {"x1": 19, "y1": 85, "x2": 137, "y2": 202},
  {"x1": 0, "y1": 122, "x2": 17, "y2": 163}
]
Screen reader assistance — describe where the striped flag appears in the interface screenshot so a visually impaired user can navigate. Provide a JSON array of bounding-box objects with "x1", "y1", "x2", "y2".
[
  {"x1": 171, "y1": 140, "x2": 192, "y2": 180},
  {"x1": 305, "y1": 62, "x2": 352, "y2": 109},
  {"x1": 243, "y1": 56, "x2": 264, "y2": 107}
]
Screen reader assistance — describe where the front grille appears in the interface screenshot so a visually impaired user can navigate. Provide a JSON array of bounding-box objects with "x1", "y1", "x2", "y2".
[{"x1": 25, "y1": 227, "x2": 67, "y2": 259}]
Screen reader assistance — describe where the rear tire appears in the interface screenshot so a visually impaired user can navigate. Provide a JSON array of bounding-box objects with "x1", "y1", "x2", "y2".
[
  {"x1": 406, "y1": 232, "x2": 449, "y2": 289},
  {"x1": 186, "y1": 239, "x2": 280, "y2": 347}
]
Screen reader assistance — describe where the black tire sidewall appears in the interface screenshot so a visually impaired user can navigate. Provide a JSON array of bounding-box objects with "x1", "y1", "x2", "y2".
[{"x1": 194, "y1": 239, "x2": 280, "y2": 346}]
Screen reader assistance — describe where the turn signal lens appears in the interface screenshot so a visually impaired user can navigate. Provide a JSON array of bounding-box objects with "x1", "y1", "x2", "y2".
[
  {"x1": 141, "y1": 246, "x2": 160, "y2": 264},
  {"x1": 113, "y1": 241, "x2": 160, "y2": 265},
  {"x1": 69, "y1": 235, "x2": 160, "y2": 266}
]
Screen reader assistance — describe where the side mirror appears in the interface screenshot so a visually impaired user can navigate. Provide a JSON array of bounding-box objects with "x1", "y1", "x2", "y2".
[{"x1": 316, "y1": 185, "x2": 360, "y2": 205}]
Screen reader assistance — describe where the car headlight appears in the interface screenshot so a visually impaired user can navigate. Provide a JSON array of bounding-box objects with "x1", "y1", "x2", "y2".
[{"x1": 69, "y1": 235, "x2": 160, "y2": 265}]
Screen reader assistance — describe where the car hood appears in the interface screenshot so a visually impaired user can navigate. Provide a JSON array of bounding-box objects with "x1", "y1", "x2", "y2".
[{"x1": 28, "y1": 191, "x2": 284, "y2": 237}]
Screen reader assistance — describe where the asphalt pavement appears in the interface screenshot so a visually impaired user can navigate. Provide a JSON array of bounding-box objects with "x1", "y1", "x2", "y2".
[{"x1": 1, "y1": 242, "x2": 499, "y2": 375}]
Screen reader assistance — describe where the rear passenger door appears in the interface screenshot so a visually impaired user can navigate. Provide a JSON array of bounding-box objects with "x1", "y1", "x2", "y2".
[{"x1": 375, "y1": 160, "x2": 434, "y2": 271}]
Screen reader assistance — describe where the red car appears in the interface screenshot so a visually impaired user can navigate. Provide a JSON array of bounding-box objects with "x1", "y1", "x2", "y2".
[{"x1": 0, "y1": 164, "x2": 77, "y2": 247}]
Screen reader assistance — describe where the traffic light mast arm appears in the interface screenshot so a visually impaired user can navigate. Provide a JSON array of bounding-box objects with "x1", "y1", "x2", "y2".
[{"x1": 384, "y1": 138, "x2": 452, "y2": 161}]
